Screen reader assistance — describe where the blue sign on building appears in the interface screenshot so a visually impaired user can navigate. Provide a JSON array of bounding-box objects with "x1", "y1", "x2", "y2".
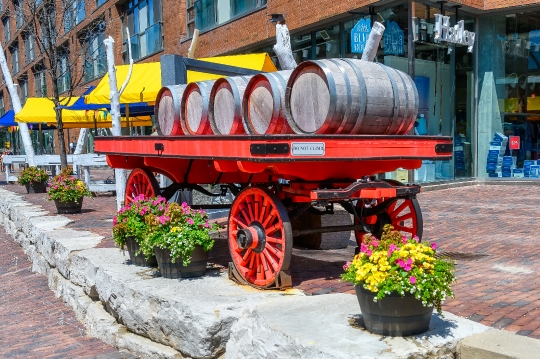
[
  {"x1": 350, "y1": 18, "x2": 371, "y2": 54},
  {"x1": 384, "y1": 20, "x2": 404, "y2": 55}
]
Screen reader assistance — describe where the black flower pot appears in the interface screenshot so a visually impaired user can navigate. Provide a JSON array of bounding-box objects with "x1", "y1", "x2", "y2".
[
  {"x1": 25, "y1": 182, "x2": 47, "y2": 194},
  {"x1": 355, "y1": 285, "x2": 433, "y2": 337},
  {"x1": 54, "y1": 197, "x2": 83, "y2": 214},
  {"x1": 154, "y1": 246, "x2": 208, "y2": 279},
  {"x1": 125, "y1": 236, "x2": 157, "y2": 267}
]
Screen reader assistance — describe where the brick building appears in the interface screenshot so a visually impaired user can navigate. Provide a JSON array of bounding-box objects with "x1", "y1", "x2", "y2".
[{"x1": 0, "y1": 0, "x2": 540, "y2": 182}]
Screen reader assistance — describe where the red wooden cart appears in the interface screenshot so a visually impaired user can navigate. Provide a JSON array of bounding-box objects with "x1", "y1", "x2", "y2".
[{"x1": 95, "y1": 134, "x2": 452, "y2": 289}]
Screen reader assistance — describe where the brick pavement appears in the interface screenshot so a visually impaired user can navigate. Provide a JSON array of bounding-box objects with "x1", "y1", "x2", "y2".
[
  {"x1": 3, "y1": 183, "x2": 540, "y2": 341},
  {"x1": 0, "y1": 224, "x2": 136, "y2": 358}
]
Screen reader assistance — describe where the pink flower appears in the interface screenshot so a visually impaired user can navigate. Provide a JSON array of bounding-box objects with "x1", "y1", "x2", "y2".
[
  {"x1": 413, "y1": 235, "x2": 419, "y2": 242},
  {"x1": 402, "y1": 235, "x2": 408, "y2": 244},
  {"x1": 112, "y1": 216, "x2": 117, "y2": 225},
  {"x1": 409, "y1": 276, "x2": 416, "y2": 284},
  {"x1": 387, "y1": 244, "x2": 397, "y2": 257},
  {"x1": 403, "y1": 258, "x2": 413, "y2": 271},
  {"x1": 360, "y1": 244, "x2": 368, "y2": 253},
  {"x1": 343, "y1": 261, "x2": 351, "y2": 271},
  {"x1": 187, "y1": 218, "x2": 194, "y2": 225},
  {"x1": 372, "y1": 240, "x2": 379, "y2": 247},
  {"x1": 431, "y1": 243, "x2": 437, "y2": 250},
  {"x1": 366, "y1": 249, "x2": 372, "y2": 257},
  {"x1": 203, "y1": 221, "x2": 210, "y2": 228}
]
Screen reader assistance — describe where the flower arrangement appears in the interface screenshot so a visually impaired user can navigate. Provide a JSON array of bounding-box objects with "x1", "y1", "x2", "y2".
[
  {"x1": 342, "y1": 225, "x2": 455, "y2": 314},
  {"x1": 112, "y1": 195, "x2": 167, "y2": 249},
  {"x1": 143, "y1": 200, "x2": 219, "y2": 266},
  {"x1": 47, "y1": 166, "x2": 92, "y2": 203},
  {"x1": 17, "y1": 166, "x2": 48, "y2": 185}
]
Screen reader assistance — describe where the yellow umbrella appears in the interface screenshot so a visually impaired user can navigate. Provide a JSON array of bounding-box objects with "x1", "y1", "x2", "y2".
[
  {"x1": 84, "y1": 53, "x2": 277, "y2": 105},
  {"x1": 15, "y1": 97, "x2": 152, "y2": 129}
]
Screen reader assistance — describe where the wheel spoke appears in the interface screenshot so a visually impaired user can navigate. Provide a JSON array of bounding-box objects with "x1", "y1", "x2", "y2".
[
  {"x1": 240, "y1": 248, "x2": 252, "y2": 265},
  {"x1": 389, "y1": 200, "x2": 408, "y2": 218},
  {"x1": 394, "y1": 213, "x2": 413, "y2": 222},
  {"x1": 231, "y1": 215, "x2": 248, "y2": 229},
  {"x1": 394, "y1": 224, "x2": 413, "y2": 233}
]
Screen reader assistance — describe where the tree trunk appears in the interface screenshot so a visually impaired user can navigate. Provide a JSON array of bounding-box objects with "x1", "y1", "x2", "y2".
[
  {"x1": 0, "y1": 43, "x2": 36, "y2": 165},
  {"x1": 55, "y1": 106, "x2": 68, "y2": 168},
  {"x1": 104, "y1": 36, "x2": 127, "y2": 211}
]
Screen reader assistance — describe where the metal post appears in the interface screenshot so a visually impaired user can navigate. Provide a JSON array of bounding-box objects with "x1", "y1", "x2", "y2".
[{"x1": 407, "y1": 0, "x2": 416, "y2": 184}]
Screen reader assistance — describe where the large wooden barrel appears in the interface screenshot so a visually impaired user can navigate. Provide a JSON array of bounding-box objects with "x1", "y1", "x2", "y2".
[
  {"x1": 180, "y1": 81, "x2": 215, "y2": 135},
  {"x1": 284, "y1": 59, "x2": 418, "y2": 135},
  {"x1": 208, "y1": 76, "x2": 252, "y2": 135},
  {"x1": 243, "y1": 70, "x2": 294, "y2": 135},
  {"x1": 154, "y1": 85, "x2": 187, "y2": 136}
]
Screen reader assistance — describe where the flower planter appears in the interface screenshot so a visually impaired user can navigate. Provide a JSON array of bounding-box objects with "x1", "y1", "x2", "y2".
[
  {"x1": 125, "y1": 236, "x2": 157, "y2": 267},
  {"x1": 154, "y1": 246, "x2": 208, "y2": 279},
  {"x1": 355, "y1": 285, "x2": 433, "y2": 337},
  {"x1": 25, "y1": 182, "x2": 47, "y2": 194},
  {"x1": 54, "y1": 197, "x2": 83, "y2": 214}
]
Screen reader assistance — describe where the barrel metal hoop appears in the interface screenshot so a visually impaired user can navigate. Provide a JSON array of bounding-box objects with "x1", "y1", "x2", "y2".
[
  {"x1": 228, "y1": 77, "x2": 242, "y2": 128},
  {"x1": 328, "y1": 59, "x2": 352, "y2": 134},
  {"x1": 376, "y1": 63, "x2": 400, "y2": 135},
  {"x1": 341, "y1": 59, "x2": 367, "y2": 134},
  {"x1": 393, "y1": 70, "x2": 410, "y2": 134}
]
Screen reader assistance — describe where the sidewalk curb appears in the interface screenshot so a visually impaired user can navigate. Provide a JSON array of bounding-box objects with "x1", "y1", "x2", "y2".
[{"x1": 456, "y1": 331, "x2": 540, "y2": 359}]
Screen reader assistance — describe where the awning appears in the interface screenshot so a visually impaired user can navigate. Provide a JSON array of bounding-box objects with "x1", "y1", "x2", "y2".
[
  {"x1": 64, "y1": 96, "x2": 154, "y2": 117},
  {"x1": 0, "y1": 110, "x2": 56, "y2": 129},
  {"x1": 16, "y1": 97, "x2": 152, "y2": 129},
  {"x1": 84, "y1": 53, "x2": 277, "y2": 105}
]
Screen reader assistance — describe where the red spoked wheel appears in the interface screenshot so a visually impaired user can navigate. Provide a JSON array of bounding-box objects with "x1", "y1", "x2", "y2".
[
  {"x1": 228, "y1": 186, "x2": 292, "y2": 288},
  {"x1": 354, "y1": 197, "x2": 423, "y2": 245},
  {"x1": 125, "y1": 168, "x2": 161, "y2": 205}
]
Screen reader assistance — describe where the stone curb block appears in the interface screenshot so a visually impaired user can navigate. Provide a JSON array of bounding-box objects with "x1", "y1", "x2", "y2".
[{"x1": 456, "y1": 331, "x2": 540, "y2": 359}]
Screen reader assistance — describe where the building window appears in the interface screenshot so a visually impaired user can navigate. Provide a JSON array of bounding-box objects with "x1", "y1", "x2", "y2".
[
  {"x1": 10, "y1": 43, "x2": 19, "y2": 74},
  {"x1": 57, "y1": 54, "x2": 70, "y2": 94},
  {"x1": 0, "y1": 95, "x2": 4, "y2": 117},
  {"x1": 14, "y1": 1, "x2": 23, "y2": 29},
  {"x1": 97, "y1": 0, "x2": 107, "y2": 8},
  {"x1": 82, "y1": 26, "x2": 106, "y2": 82},
  {"x1": 3, "y1": 17, "x2": 10, "y2": 43},
  {"x1": 18, "y1": 77, "x2": 28, "y2": 105},
  {"x1": 124, "y1": 0, "x2": 163, "y2": 62},
  {"x1": 34, "y1": 68, "x2": 46, "y2": 97},
  {"x1": 23, "y1": 34, "x2": 35, "y2": 64},
  {"x1": 190, "y1": 0, "x2": 266, "y2": 35},
  {"x1": 64, "y1": 0, "x2": 86, "y2": 33}
]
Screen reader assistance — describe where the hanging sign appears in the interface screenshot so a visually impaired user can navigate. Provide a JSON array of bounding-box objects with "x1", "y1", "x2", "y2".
[
  {"x1": 384, "y1": 20, "x2": 404, "y2": 55},
  {"x1": 350, "y1": 18, "x2": 371, "y2": 54},
  {"x1": 509, "y1": 136, "x2": 520, "y2": 150},
  {"x1": 433, "y1": 15, "x2": 475, "y2": 53}
]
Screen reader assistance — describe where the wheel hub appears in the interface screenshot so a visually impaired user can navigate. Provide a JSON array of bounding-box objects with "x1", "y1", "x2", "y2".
[
  {"x1": 236, "y1": 221, "x2": 266, "y2": 253},
  {"x1": 364, "y1": 212, "x2": 392, "y2": 238}
]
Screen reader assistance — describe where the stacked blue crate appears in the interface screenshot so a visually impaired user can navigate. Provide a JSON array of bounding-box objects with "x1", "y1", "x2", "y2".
[
  {"x1": 486, "y1": 133, "x2": 507, "y2": 177},
  {"x1": 523, "y1": 160, "x2": 535, "y2": 178},
  {"x1": 530, "y1": 165, "x2": 540, "y2": 178},
  {"x1": 454, "y1": 136, "x2": 466, "y2": 173}
]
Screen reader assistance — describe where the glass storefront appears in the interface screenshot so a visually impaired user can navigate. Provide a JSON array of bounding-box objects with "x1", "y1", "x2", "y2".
[
  {"x1": 250, "y1": 1, "x2": 477, "y2": 183},
  {"x1": 478, "y1": 11, "x2": 540, "y2": 179}
]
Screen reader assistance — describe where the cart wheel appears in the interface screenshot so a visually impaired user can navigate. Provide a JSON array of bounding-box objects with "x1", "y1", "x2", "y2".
[
  {"x1": 125, "y1": 168, "x2": 160, "y2": 204},
  {"x1": 354, "y1": 198, "x2": 423, "y2": 245},
  {"x1": 228, "y1": 186, "x2": 292, "y2": 288}
]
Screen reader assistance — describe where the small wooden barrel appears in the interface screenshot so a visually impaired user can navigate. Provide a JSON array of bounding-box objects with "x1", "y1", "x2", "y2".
[
  {"x1": 208, "y1": 76, "x2": 252, "y2": 135},
  {"x1": 180, "y1": 81, "x2": 215, "y2": 135},
  {"x1": 284, "y1": 59, "x2": 418, "y2": 135},
  {"x1": 243, "y1": 70, "x2": 294, "y2": 135},
  {"x1": 154, "y1": 85, "x2": 187, "y2": 136}
]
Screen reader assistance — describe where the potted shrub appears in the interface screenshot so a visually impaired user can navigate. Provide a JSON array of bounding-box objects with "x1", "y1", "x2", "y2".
[
  {"x1": 47, "y1": 166, "x2": 92, "y2": 214},
  {"x1": 111, "y1": 195, "x2": 167, "y2": 267},
  {"x1": 17, "y1": 166, "x2": 48, "y2": 193},
  {"x1": 342, "y1": 224, "x2": 455, "y2": 337},
  {"x1": 141, "y1": 201, "x2": 219, "y2": 279}
]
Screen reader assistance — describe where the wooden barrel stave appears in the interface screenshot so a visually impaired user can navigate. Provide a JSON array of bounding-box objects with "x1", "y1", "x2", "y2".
[
  {"x1": 243, "y1": 70, "x2": 294, "y2": 135},
  {"x1": 181, "y1": 81, "x2": 215, "y2": 135},
  {"x1": 209, "y1": 76, "x2": 252, "y2": 135},
  {"x1": 155, "y1": 85, "x2": 187, "y2": 136}
]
